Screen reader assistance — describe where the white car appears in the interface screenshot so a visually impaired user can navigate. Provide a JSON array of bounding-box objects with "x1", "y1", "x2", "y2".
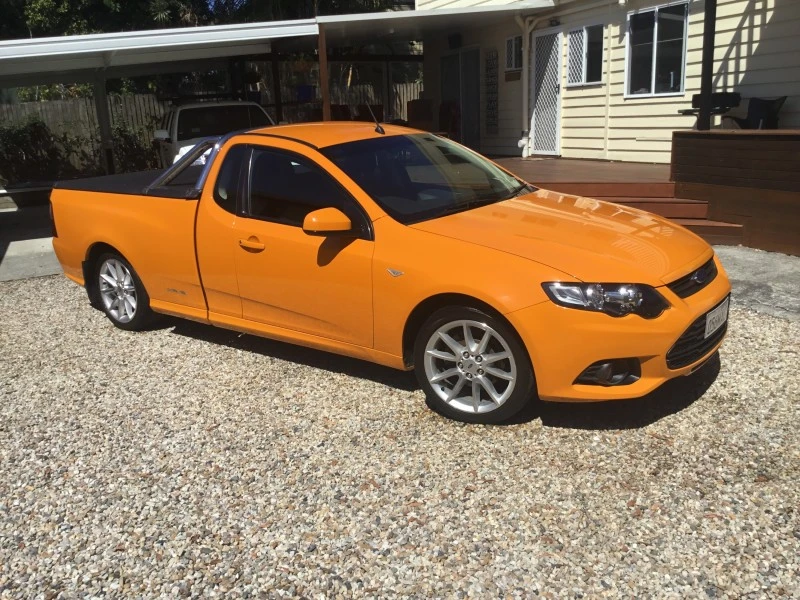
[{"x1": 153, "y1": 101, "x2": 275, "y2": 166}]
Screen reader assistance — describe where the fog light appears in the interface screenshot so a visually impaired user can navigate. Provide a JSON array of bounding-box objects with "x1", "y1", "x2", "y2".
[{"x1": 575, "y1": 358, "x2": 641, "y2": 386}]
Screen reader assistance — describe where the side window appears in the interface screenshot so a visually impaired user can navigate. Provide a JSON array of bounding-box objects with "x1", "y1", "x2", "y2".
[
  {"x1": 213, "y1": 145, "x2": 247, "y2": 214},
  {"x1": 246, "y1": 147, "x2": 366, "y2": 235}
]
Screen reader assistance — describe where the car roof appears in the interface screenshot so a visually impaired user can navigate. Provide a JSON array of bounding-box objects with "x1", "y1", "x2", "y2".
[{"x1": 248, "y1": 121, "x2": 425, "y2": 149}]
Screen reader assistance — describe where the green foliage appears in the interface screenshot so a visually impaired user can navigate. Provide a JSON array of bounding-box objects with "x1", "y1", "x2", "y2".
[
  {"x1": 111, "y1": 124, "x2": 160, "y2": 173},
  {"x1": 0, "y1": 118, "x2": 100, "y2": 185},
  {"x1": 1, "y1": 0, "x2": 400, "y2": 40}
]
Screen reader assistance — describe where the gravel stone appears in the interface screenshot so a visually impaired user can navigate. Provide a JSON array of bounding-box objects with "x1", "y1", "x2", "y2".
[{"x1": 1, "y1": 275, "x2": 798, "y2": 598}]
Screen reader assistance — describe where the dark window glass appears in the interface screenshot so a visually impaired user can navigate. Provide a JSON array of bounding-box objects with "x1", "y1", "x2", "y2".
[
  {"x1": 321, "y1": 134, "x2": 532, "y2": 225},
  {"x1": 214, "y1": 145, "x2": 247, "y2": 214},
  {"x1": 247, "y1": 148, "x2": 363, "y2": 232},
  {"x1": 176, "y1": 105, "x2": 268, "y2": 141},
  {"x1": 629, "y1": 11, "x2": 655, "y2": 95},
  {"x1": 586, "y1": 24, "x2": 604, "y2": 83},
  {"x1": 655, "y1": 3, "x2": 688, "y2": 93},
  {"x1": 248, "y1": 106, "x2": 271, "y2": 128}
]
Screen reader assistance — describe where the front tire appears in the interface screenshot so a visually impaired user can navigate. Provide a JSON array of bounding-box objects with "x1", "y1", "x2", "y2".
[
  {"x1": 95, "y1": 253, "x2": 153, "y2": 331},
  {"x1": 413, "y1": 306, "x2": 535, "y2": 424}
]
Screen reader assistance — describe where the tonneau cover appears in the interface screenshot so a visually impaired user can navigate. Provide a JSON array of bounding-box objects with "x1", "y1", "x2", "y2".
[{"x1": 53, "y1": 170, "x2": 164, "y2": 196}]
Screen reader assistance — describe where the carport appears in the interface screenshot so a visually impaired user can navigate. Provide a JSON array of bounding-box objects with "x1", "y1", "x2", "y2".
[{"x1": 0, "y1": 2, "x2": 553, "y2": 178}]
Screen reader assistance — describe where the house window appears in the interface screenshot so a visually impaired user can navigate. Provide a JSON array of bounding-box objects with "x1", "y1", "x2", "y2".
[
  {"x1": 567, "y1": 24, "x2": 604, "y2": 86},
  {"x1": 627, "y1": 2, "x2": 689, "y2": 96},
  {"x1": 505, "y1": 35, "x2": 522, "y2": 71}
]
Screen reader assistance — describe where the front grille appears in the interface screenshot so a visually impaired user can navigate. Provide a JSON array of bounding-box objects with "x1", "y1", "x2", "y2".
[
  {"x1": 666, "y1": 297, "x2": 729, "y2": 369},
  {"x1": 668, "y1": 257, "x2": 718, "y2": 298}
]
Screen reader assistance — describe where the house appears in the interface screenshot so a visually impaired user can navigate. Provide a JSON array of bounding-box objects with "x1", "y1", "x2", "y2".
[{"x1": 419, "y1": 0, "x2": 799, "y2": 162}]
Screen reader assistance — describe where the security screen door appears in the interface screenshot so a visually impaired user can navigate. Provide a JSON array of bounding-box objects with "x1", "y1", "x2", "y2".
[{"x1": 530, "y1": 31, "x2": 562, "y2": 155}]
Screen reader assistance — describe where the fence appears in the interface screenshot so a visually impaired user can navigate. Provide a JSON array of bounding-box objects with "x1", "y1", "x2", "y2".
[{"x1": 0, "y1": 94, "x2": 169, "y2": 157}]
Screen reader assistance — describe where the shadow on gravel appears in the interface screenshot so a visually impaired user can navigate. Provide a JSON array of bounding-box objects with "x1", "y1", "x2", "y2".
[
  {"x1": 164, "y1": 316, "x2": 720, "y2": 427},
  {"x1": 532, "y1": 353, "x2": 721, "y2": 430},
  {"x1": 165, "y1": 318, "x2": 418, "y2": 392}
]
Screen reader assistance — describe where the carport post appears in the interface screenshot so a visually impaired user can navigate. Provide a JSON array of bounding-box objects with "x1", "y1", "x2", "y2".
[
  {"x1": 93, "y1": 76, "x2": 115, "y2": 174},
  {"x1": 318, "y1": 24, "x2": 331, "y2": 121},
  {"x1": 697, "y1": 0, "x2": 717, "y2": 131},
  {"x1": 271, "y1": 53, "x2": 284, "y2": 123}
]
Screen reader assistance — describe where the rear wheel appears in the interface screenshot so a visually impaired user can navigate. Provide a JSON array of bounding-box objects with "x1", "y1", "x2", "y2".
[
  {"x1": 413, "y1": 306, "x2": 535, "y2": 424},
  {"x1": 96, "y1": 253, "x2": 153, "y2": 331}
]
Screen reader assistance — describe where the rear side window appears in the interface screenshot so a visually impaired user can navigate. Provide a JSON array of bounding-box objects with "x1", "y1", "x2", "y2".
[
  {"x1": 246, "y1": 147, "x2": 367, "y2": 235},
  {"x1": 177, "y1": 105, "x2": 266, "y2": 141},
  {"x1": 214, "y1": 145, "x2": 247, "y2": 214}
]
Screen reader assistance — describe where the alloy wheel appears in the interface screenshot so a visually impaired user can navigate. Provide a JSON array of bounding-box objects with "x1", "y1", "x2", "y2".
[
  {"x1": 423, "y1": 319, "x2": 517, "y2": 414},
  {"x1": 98, "y1": 258, "x2": 137, "y2": 324}
]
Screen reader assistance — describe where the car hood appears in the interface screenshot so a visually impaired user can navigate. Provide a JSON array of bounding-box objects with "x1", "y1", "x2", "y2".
[{"x1": 409, "y1": 189, "x2": 712, "y2": 286}]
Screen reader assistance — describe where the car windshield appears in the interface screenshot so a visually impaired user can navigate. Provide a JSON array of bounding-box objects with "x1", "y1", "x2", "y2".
[
  {"x1": 176, "y1": 105, "x2": 271, "y2": 141},
  {"x1": 320, "y1": 134, "x2": 534, "y2": 224}
]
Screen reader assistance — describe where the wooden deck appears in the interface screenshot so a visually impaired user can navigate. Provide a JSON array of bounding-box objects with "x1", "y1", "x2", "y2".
[
  {"x1": 494, "y1": 157, "x2": 743, "y2": 246},
  {"x1": 494, "y1": 157, "x2": 670, "y2": 184},
  {"x1": 672, "y1": 130, "x2": 800, "y2": 256}
]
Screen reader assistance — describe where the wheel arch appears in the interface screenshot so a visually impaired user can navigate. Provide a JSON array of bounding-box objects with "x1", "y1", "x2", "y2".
[
  {"x1": 83, "y1": 242, "x2": 127, "y2": 310},
  {"x1": 402, "y1": 293, "x2": 516, "y2": 368}
]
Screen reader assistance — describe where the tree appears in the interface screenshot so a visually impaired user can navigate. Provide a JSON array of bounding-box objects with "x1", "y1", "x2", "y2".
[{"x1": 0, "y1": 0, "x2": 400, "y2": 40}]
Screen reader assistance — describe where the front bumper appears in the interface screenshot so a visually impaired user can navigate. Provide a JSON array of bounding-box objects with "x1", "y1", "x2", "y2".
[{"x1": 507, "y1": 256, "x2": 732, "y2": 402}]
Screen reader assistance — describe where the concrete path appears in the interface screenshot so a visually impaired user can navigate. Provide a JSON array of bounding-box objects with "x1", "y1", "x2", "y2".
[
  {"x1": 2, "y1": 206, "x2": 798, "y2": 320},
  {"x1": 715, "y1": 246, "x2": 800, "y2": 322},
  {"x1": 0, "y1": 206, "x2": 61, "y2": 282}
]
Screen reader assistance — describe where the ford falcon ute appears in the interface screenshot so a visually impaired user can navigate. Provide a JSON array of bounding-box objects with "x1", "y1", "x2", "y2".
[{"x1": 50, "y1": 122, "x2": 731, "y2": 424}]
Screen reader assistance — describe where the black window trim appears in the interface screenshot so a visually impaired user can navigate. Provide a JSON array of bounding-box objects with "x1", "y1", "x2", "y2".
[
  {"x1": 212, "y1": 143, "x2": 249, "y2": 215},
  {"x1": 239, "y1": 144, "x2": 374, "y2": 242}
]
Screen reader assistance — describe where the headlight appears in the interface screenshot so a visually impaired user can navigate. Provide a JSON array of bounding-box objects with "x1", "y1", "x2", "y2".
[{"x1": 542, "y1": 282, "x2": 668, "y2": 318}]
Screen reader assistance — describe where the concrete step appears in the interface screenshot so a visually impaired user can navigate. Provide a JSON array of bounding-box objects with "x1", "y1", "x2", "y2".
[
  {"x1": 673, "y1": 218, "x2": 745, "y2": 246},
  {"x1": 602, "y1": 197, "x2": 709, "y2": 219}
]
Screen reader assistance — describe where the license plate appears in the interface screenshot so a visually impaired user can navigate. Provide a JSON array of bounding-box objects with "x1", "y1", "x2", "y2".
[{"x1": 704, "y1": 297, "x2": 729, "y2": 339}]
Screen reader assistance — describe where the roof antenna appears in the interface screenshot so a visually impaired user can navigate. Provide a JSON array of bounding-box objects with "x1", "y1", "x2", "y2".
[{"x1": 365, "y1": 103, "x2": 385, "y2": 135}]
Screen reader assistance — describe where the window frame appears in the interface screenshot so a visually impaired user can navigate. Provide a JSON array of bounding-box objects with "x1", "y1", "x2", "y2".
[
  {"x1": 624, "y1": 0, "x2": 690, "y2": 99},
  {"x1": 212, "y1": 143, "x2": 248, "y2": 215},
  {"x1": 566, "y1": 23, "x2": 605, "y2": 88},
  {"x1": 505, "y1": 35, "x2": 523, "y2": 72},
  {"x1": 240, "y1": 144, "x2": 374, "y2": 241}
]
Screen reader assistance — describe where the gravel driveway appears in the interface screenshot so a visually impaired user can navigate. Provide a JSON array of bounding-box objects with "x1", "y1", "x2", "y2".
[{"x1": 1, "y1": 275, "x2": 798, "y2": 598}]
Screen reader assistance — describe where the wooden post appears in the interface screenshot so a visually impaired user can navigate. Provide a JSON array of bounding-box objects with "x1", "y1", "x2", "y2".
[
  {"x1": 93, "y1": 76, "x2": 114, "y2": 174},
  {"x1": 318, "y1": 24, "x2": 331, "y2": 121},
  {"x1": 697, "y1": 0, "x2": 717, "y2": 131},
  {"x1": 271, "y1": 53, "x2": 283, "y2": 123}
]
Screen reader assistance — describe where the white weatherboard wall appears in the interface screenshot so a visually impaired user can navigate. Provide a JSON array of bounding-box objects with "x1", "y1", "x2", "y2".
[{"x1": 423, "y1": 0, "x2": 800, "y2": 163}]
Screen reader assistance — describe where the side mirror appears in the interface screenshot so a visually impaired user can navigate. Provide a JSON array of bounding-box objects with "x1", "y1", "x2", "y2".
[
  {"x1": 302, "y1": 207, "x2": 353, "y2": 236},
  {"x1": 153, "y1": 129, "x2": 170, "y2": 142}
]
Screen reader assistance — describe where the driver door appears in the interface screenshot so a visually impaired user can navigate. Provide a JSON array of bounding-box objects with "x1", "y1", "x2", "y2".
[{"x1": 231, "y1": 143, "x2": 375, "y2": 348}]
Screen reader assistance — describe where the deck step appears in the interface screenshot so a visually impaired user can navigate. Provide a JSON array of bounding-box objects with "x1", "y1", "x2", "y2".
[
  {"x1": 538, "y1": 181, "x2": 676, "y2": 198},
  {"x1": 673, "y1": 219, "x2": 745, "y2": 246},
  {"x1": 604, "y1": 197, "x2": 709, "y2": 219}
]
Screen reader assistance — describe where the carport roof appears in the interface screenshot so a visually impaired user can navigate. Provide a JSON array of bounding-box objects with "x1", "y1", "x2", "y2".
[
  {"x1": 317, "y1": 2, "x2": 554, "y2": 44},
  {"x1": 0, "y1": 19, "x2": 318, "y2": 86},
  {"x1": 0, "y1": 2, "x2": 553, "y2": 86}
]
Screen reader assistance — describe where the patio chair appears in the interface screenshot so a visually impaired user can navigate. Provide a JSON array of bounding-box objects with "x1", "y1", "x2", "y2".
[
  {"x1": 678, "y1": 92, "x2": 741, "y2": 117},
  {"x1": 723, "y1": 96, "x2": 787, "y2": 130}
]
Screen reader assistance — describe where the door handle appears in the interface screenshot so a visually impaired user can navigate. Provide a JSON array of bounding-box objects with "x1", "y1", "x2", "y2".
[{"x1": 238, "y1": 238, "x2": 265, "y2": 252}]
